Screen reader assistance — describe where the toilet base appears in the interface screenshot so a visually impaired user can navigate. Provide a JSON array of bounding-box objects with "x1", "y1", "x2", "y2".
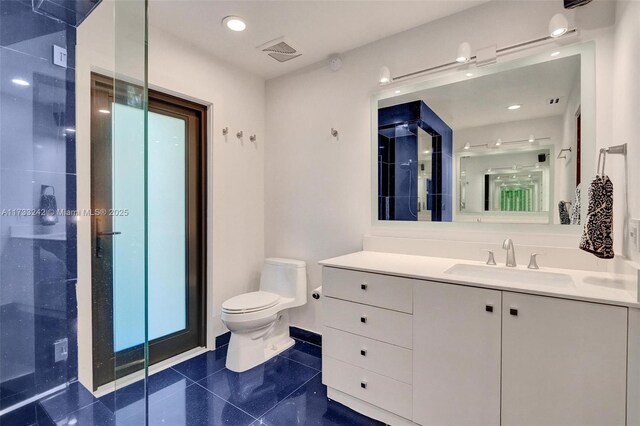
[{"x1": 225, "y1": 311, "x2": 295, "y2": 373}]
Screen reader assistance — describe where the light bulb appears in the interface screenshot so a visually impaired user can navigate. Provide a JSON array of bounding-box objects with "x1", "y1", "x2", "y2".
[
  {"x1": 379, "y1": 66, "x2": 391, "y2": 84},
  {"x1": 456, "y1": 42, "x2": 471, "y2": 64},
  {"x1": 549, "y1": 13, "x2": 568, "y2": 38},
  {"x1": 222, "y1": 16, "x2": 246, "y2": 32}
]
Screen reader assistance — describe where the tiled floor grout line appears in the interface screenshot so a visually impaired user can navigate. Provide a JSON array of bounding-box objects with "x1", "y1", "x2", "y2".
[
  {"x1": 169, "y1": 366, "x2": 198, "y2": 383},
  {"x1": 192, "y1": 381, "x2": 259, "y2": 422},
  {"x1": 253, "y1": 371, "x2": 322, "y2": 422},
  {"x1": 275, "y1": 353, "x2": 321, "y2": 371}
]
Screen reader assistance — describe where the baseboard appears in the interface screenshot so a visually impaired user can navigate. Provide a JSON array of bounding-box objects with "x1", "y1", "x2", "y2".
[
  {"x1": 290, "y1": 326, "x2": 322, "y2": 346},
  {"x1": 216, "y1": 327, "x2": 321, "y2": 348},
  {"x1": 215, "y1": 331, "x2": 230, "y2": 347},
  {"x1": 327, "y1": 387, "x2": 415, "y2": 426}
]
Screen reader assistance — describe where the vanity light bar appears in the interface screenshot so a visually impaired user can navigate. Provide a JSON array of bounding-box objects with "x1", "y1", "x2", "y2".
[
  {"x1": 392, "y1": 29, "x2": 577, "y2": 82},
  {"x1": 461, "y1": 137, "x2": 550, "y2": 152}
]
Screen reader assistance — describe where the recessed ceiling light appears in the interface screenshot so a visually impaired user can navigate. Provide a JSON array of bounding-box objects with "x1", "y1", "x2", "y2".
[
  {"x1": 98, "y1": 109, "x2": 111, "y2": 114},
  {"x1": 551, "y1": 51, "x2": 561, "y2": 57},
  {"x1": 423, "y1": 150, "x2": 430, "y2": 154},
  {"x1": 507, "y1": 104, "x2": 521, "y2": 110},
  {"x1": 528, "y1": 134, "x2": 535, "y2": 143},
  {"x1": 12, "y1": 78, "x2": 30, "y2": 86},
  {"x1": 465, "y1": 72, "x2": 474, "y2": 77},
  {"x1": 495, "y1": 138, "x2": 502, "y2": 147},
  {"x1": 463, "y1": 142, "x2": 470, "y2": 150},
  {"x1": 222, "y1": 16, "x2": 246, "y2": 32},
  {"x1": 394, "y1": 90, "x2": 401, "y2": 94}
]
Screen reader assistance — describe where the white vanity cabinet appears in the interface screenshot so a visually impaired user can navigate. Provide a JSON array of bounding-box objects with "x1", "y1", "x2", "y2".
[
  {"x1": 321, "y1": 266, "x2": 631, "y2": 426},
  {"x1": 413, "y1": 282, "x2": 502, "y2": 426},
  {"x1": 322, "y1": 267, "x2": 414, "y2": 421},
  {"x1": 501, "y1": 292, "x2": 627, "y2": 426}
]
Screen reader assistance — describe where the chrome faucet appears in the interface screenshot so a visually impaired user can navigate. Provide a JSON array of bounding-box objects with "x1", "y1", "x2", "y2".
[{"x1": 502, "y1": 238, "x2": 517, "y2": 267}]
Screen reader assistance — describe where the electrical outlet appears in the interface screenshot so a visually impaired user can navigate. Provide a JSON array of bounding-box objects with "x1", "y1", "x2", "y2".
[
  {"x1": 53, "y1": 338, "x2": 68, "y2": 362},
  {"x1": 630, "y1": 218, "x2": 640, "y2": 253}
]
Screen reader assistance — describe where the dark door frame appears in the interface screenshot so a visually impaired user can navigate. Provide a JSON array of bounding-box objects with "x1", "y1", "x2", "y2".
[{"x1": 90, "y1": 73, "x2": 207, "y2": 389}]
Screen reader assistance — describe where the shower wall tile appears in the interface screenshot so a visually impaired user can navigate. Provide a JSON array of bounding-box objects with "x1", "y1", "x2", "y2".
[
  {"x1": 0, "y1": 0, "x2": 87, "y2": 408},
  {"x1": 1, "y1": 45, "x2": 76, "y2": 175},
  {"x1": 378, "y1": 101, "x2": 420, "y2": 127},
  {"x1": 35, "y1": 0, "x2": 102, "y2": 27},
  {"x1": 0, "y1": 0, "x2": 76, "y2": 69}
]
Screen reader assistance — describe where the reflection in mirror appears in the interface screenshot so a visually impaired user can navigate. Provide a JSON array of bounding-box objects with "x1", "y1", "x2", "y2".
[
  {"x1": 377, "y1": 53, "x2": 582, "y2": 225},
  {"x1": 378, "y1": 101, "x2": 452, "y2": 222}
]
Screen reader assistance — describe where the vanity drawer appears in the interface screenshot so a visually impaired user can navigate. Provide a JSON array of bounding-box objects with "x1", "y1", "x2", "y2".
[
  {"x1": 323, "y1": 326, "x2": 412, "y2": 384},
  {"x1": 323, "y1": 356, "x2": 412, "y2": 420},
  {"x1": 323, "y1": 297, "x2": 412, "y2": 349},
  {"x1": 322, "y1": 267, "x2": 413, "y2": 313}
]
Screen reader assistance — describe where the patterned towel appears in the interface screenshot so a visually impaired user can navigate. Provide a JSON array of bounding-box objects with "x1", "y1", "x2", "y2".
[
  {"x1": 558, "y1": 201, "x2": 570, "y2": 225},
  {"x1": 570, "y1": 185, "x2": 581, "y2": 225},
  {"x1": 579, "y1": 176, "x2": 614, "y2": 259}
]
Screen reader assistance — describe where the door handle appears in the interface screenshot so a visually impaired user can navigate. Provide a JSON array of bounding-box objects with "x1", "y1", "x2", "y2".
[{"x1": 96, "y1": 231, "x2": 121, "y2": 257}]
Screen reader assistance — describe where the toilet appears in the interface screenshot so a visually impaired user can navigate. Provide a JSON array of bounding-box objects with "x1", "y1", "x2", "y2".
[{"x1": 221, "y1": 258, "x2": 307, "y2": 372}]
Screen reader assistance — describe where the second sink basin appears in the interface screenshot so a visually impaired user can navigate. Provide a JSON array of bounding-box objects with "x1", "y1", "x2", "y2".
[{"x1": 444, "y1": 263, "x2": 575, "y2": 288}]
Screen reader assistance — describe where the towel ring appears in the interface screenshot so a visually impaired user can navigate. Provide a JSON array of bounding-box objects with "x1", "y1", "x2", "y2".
[
  {"x1": 598, "y1": 143, "x2": 627, "y2": 176},
  {"x1": 597, "y1": 149, "x2": 607, "y2": 176}
]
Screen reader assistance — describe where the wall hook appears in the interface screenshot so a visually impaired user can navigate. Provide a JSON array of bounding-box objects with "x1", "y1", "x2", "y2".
[
  {"x1": 222, "y1": 127, "x2": 228, "y2": 136},
  {"x1": 236, "y1": 130, "x2": 243, "y2": 139},
  {"x1": 331, "y1": 128, "x2": 339, "y2": 138},
  {"x1": 249, "y1": 134, "x2": 257, "y2": 142}
]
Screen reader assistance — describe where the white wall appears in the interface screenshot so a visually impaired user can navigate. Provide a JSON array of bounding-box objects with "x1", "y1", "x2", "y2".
[
  {"x1": 611, "y1": 0, "x2": 640, "y2": 262},
  {"x1": 76, "y1": 0, "x2": 265, "y2": 391},
  {"x1": 265, "y1": 0, "x2": 623, "y2": 333}
]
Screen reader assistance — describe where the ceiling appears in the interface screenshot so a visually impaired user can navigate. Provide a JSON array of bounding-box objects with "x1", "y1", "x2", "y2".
[
  {"x1": 149, "y1": 0, "x2": 488, "y2": 80},
  {"x1": 380, "y1": 55, "x2": 581, "y2": 130}
]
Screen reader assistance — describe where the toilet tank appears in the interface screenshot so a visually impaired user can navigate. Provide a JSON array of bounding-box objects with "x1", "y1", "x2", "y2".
[{"x1": 260, "y1": 258, "x2": 307, "y2": 307}]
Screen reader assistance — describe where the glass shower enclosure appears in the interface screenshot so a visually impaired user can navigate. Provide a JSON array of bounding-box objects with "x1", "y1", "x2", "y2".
[{"x1": 0, "y1": 0, "x2": 150, "y2": 424}]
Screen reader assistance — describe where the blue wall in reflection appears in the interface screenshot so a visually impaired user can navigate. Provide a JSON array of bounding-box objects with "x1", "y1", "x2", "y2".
[
  {"x1": 0, "y1": 0, "x2": 99, "y2": 420},
  {"x1": 378, "y1": 101, "x2": 453, "y2": 222}
]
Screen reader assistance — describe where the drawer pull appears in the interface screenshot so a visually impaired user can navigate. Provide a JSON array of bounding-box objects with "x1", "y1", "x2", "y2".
[
  {"x1": 360, "y1": 349, "x2": 367, "y2": 357},
  {"x1": 360, "y1": 381, "x2": 367, "y2": 389},
  {"x1": 510, "y1": 308, "x2": 518, "y2": 316},
  {"x1": 361, "y1": 283, "x2": 368, "y2": 290},
  {"x1": 486, "y1": 305, "x2": 493, "y2": 313},
  {"x1": 360, "y1": 316, "x2": 367, "y2": 324}
]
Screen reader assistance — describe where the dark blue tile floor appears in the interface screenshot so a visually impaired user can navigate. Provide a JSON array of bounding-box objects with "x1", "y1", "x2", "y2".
[{"x1": 32, "y1": 339, "x2": 384, "y2": 425}]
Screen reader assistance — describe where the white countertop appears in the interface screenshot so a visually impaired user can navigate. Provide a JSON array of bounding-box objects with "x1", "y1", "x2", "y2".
[{"x1": 319, "y1": 251, "x2": 640, "y2": 308}]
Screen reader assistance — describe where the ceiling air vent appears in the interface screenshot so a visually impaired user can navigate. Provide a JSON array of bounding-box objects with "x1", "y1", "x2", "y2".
[{"x1": 257, "y1": 37, "x2": 301, "y2": 63}]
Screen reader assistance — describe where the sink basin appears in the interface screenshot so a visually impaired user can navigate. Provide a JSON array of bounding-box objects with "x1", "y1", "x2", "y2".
[{"x1": 444, "y1": 264, "x2": 574, "y2": 288}]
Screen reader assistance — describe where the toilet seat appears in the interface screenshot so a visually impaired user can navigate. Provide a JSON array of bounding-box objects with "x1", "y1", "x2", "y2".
[{"x1": 222, "y1": 291, "x2": 280, "y2": 314}]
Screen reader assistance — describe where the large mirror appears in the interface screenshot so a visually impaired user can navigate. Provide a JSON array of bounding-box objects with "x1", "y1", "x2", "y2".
[{"x1": 375, "y1": 46, "x2": 592, "y2": 226}]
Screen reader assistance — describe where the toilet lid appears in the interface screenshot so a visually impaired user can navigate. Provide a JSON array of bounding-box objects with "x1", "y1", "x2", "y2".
[{"x1": 222, "y1": 291, "x2": 280, "y2": 313}]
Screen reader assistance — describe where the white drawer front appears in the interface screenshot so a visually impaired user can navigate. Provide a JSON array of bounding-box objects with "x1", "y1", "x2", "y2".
[
  {"x1": 323, "y1": 326, "x2": 412, "y2": 384},
  {"x1": 323, "y1": 297, "x2": 412, "y2": 349},
  {"x1": 322, "y1": 267, "x2": 413, "y2": 313},
  {"x1": 323, "y1": 356, "x2": 412, "y2": 420}
]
